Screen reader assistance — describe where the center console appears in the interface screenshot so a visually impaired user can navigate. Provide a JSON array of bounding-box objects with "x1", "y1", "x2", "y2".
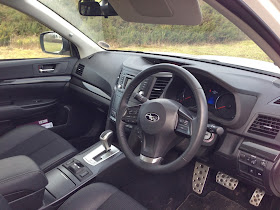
[{"x1": 43, "y1": 130, "x2": 125, "y2": 208}]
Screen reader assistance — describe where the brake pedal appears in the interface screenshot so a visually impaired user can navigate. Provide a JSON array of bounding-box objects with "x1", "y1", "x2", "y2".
[
  {"x1": 216, "y1": 172, "x2": 238, "y2": 190},
  {"x1": 192, "y1": 162, "x2": 210, "y2": 194},
  {"x1": 250, "y1": 188, "x2": 265, "y2": 207}
]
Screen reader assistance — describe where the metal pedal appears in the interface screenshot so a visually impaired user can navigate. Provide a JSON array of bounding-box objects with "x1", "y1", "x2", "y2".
[
  {"x1": 192, "y1": 162, "x2": 209, "y2": 194},
  {"x1": 216, "y1": 172, "x2": 238, "y2": 190},
  {"x1": 250, "y1": 188, "x2": 265, "y2": 207}
]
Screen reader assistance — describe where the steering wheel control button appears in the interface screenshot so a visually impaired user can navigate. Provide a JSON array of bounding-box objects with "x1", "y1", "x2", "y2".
[
  {"x1": 192, "y1": 162, "x2": 210, "y2": 194},
  {"x1": 122, "y1": 106, "x2": 140, "y2": 124},
  {"x1": 250, "y1": 188, "x2": 265, "y2": 207},
  {"x1": 176, "y1": 117, "x2": 192, "y2": 136},
  {"x1": 216, "y1": 172, "x2": 239, "y2": 190}
]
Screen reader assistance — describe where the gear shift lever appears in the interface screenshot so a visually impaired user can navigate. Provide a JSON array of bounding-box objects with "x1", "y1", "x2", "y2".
[{"x1": 100, "y1": 130, "x2": 113, "y2": 152}]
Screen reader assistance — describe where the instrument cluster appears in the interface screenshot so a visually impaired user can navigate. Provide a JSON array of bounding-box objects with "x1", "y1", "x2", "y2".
[{"x1": 176, "y1": 82, "x2": 236, "y2": 120}]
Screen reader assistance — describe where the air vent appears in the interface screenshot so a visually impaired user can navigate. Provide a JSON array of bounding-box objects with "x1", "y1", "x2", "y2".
[
  {"x1": 274, "y1": 98, "x2": 280, "y2": 105},
  {"x1": 149, "y1": 77, "x2": 171, "y2": 99},
  {"x1": 76, "y1": 64, "x2": 85, "y2": 76},
  {"x1": 248, "y1": 115, "x2": 280, "y2": 139}
]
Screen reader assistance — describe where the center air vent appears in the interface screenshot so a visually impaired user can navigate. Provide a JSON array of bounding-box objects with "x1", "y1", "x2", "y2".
[
  {"x1": 149, "y1": 77, "x2": 171, "y2": 99},
  {"x1": 76, "y1": 64, "x2": 85, "y2": 76},
  {"x1": 248, "y1": 115, "x2": 280, "y2": 139}
]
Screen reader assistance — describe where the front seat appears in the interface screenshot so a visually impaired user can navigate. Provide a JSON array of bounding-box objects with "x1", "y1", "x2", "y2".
[
  {"x1": 58, "y1": 183, "x2": 146, "y2": 210},
  {"x1": 0, "y1": 183, "x2": 146, "y2": 210},
  {"x1": 0, "y1": 124, "x2": 77, "y2": 172}
]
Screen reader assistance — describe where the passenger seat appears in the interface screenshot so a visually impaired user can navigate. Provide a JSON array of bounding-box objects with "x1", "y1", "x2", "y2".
[{"x1": 0, "y1": 124, "x2": 77, "y2": 172}]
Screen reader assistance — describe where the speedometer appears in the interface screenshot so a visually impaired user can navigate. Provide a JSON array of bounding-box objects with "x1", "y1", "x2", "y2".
[{"x1": 215, "y1": 93, "x2": 236, "y2": 120}]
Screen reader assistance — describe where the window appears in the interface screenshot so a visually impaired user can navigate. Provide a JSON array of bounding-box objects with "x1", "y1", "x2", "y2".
[{"x1": 0, "y1": 5, "x2": 69, "y2": 59}]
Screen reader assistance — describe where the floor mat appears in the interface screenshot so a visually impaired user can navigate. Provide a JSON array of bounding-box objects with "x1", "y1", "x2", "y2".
[{"x1": 178, "y1": 191, "x2": 246, "y2": 210}]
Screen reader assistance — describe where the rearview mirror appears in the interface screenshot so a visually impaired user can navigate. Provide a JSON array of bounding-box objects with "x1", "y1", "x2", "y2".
[
  {"x1": 79, "y1": 0, "x2": 117, "y2": 17},
  {"x1": 40, "y1": 32, "x2": 70, "y2": 55}
]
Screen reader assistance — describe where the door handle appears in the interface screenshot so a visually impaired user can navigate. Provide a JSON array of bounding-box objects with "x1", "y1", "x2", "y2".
[{"x1": 39, "y1": 68, "x2": 55, "y2": 73}]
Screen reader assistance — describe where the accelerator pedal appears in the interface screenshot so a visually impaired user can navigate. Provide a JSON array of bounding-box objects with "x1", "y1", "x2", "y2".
[
  {"x1": 192, "y1": 162, "x2": 210, "y2": 194},
  {"x1": 216, "y1": 172, "x2": 238, "y2": 190},
  {"x1": 250, "y1": 188, "x2": 265, "y2": 207}
]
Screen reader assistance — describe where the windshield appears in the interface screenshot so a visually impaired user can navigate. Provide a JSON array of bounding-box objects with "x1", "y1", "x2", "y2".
[{"x1": 39, "y1": 0, "x2": 278, "y2": 70}]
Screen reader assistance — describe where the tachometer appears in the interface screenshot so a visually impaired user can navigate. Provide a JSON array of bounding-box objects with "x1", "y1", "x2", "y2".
[
  {"x1": 215, "y1": 93, "x2": 236, "y2": 120},
  {"x1": 176, "y1": 88, "x2": 196, "y2": 108}
]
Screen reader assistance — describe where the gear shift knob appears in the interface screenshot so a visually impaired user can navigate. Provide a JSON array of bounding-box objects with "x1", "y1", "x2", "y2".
[{"x1": 100, "y1": 130, "x2": 113, "y2": 152}]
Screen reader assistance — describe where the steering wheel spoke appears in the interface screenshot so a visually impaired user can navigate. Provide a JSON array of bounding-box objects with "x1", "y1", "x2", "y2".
[
  {"x1": 175, "y1": 106, "x2": 196, "y2": 137},
  {"x1": 121, "y1": 105, "x2": 141, "y2": 124}
]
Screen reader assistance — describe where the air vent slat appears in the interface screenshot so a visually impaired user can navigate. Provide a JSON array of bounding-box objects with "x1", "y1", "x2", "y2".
[
  {"x1": 149, "y1": 77, "x2": 171, "y2": 100},
  {"x1": 76, "y1": 64, "x2": 85, "y2": 76},
  {"x1": 248, "y1": 115, "x2": 280, "y2": 139}
]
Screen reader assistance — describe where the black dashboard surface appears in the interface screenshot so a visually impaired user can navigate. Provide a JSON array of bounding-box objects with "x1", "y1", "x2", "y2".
[{"x1": 71, "y1": 50, "x2": 280, "y2": 147}]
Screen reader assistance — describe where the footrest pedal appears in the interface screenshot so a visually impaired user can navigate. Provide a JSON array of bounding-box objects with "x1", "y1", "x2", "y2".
[
  {"x1": 192, "y1": 162, "x2": 209, "y2": 194},
  {"x1": 216, "y1": 171, "x2": 238, "y2": 190},
  {"x1": 250, "y1": 188, "x2": 265, "y2": 207}
]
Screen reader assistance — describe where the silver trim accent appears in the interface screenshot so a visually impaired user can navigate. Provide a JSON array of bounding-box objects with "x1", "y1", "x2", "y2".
[
  {"x1": 250, "y1": 188, "x2": 265, "y2": 207},
  {"x1": 140, "y1": 154, "x2": 162, "y2": 164},
  {"x1": 82, "y1": 82, "x2": 111, "y2": 100},
  {"x1": 83, "y1": 144, "x2": 120, "y2": 166},
  {"x1": 192, "y1": 162, "x2": 209, "y2": 194},
  {"x1": 39, "y1": 68, "x2": 55, "y2": 73},
  {"x1": 216, "y1": 171, "x2": 239, "y2": 190},
  {"x1": 100, "y1": 130, "x2": 113, "y2": 152},
  {"x1": 0, "y1": 76, "x2": 71, "y2": 86}
]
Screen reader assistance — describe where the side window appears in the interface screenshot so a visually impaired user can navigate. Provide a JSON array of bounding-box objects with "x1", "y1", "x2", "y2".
[{"x1": 0, "y1": 5, "x2": 70, "y2": 59}]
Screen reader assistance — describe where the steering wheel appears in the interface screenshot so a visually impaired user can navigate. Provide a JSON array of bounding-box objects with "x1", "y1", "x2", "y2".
[{"x1": 116, "y1": 64, "x2": 208, "y2": 173}]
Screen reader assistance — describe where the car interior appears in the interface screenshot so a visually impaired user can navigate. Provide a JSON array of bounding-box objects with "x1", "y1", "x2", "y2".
[{"x1": 0, "y1": 0, "x2": 280, "y2": 209}]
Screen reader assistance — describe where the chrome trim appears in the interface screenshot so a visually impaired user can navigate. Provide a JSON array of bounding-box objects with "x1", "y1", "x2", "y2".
[
  {"x1": 39, "y1": 68, "x2": 55, "y2": 73},
  {"x1": 140, "y1": 154, "x2": 162, "y2": 164},
  {"x1": 0, "y1": 76, "x2": 71, "y2": 86},
  {"x1": 145, "y1": 112, "x2": 160, "y2": 122},
  {"x1": 82, "y1": 82, "x2": 111, "y2": 100},
  {"x1": 83, "y1": 144, "x2": 120, "y2": 166}
]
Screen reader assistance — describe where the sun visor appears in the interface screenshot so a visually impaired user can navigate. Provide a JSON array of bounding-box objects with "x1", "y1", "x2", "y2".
[{"x1": 109, "y1": 0, "x2": 202, "y2": 25}]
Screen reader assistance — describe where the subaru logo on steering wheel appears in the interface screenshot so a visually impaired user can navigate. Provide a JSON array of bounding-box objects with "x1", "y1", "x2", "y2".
[{"x1": 145, "y1": 113, "x2": 160, "y2": 122}]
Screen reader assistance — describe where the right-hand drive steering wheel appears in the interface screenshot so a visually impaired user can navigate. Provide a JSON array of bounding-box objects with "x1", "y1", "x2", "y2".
[{"x1": 116, "y1": 64, "x2": 208, "y2": 173}]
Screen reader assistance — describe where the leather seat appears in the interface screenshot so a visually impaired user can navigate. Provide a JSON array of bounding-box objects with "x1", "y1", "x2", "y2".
[
  {"x1": 59, "y1": 183, "x2": 146, "y2": 210},
  {"x1": 0, "y1": 124, "x2": 77, "y2": 172}
]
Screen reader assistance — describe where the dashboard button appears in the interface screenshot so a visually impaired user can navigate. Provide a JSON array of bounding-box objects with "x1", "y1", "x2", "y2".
[
  {"x1": 240, "y1": 153, "x2": 246, "y2": 160},
  {"x1": 248, "y1": 167, "x2": 255, "y2": 175},
  {"x1": 256, "y1": 170, "x2": 263, "y2": 178},
  {"x1": 239, "y1": 163, "x2": 248, "y2": 172},
  {"x1": 251, "y1": 159, "x2": 257, "y2": 165},
  {"x1": 260, "y1": 160, "x2": 267, "y2": 168},
  {"x1": 246, "y1": 156, "x2": 251, "y2": 162}
]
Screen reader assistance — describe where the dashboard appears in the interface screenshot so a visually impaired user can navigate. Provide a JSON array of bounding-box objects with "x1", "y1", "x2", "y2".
[{"x1": 70, "y1": 50, "x2": 280, "y2": 197}]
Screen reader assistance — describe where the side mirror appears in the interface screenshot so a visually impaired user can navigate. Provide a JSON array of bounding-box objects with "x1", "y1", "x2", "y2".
[
  {"x1": 79, "y1": 0, "x2": 117, "y2": 17},
  {"x1": 40, "y1": 32, "x2": 70, "y2": 55}
]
